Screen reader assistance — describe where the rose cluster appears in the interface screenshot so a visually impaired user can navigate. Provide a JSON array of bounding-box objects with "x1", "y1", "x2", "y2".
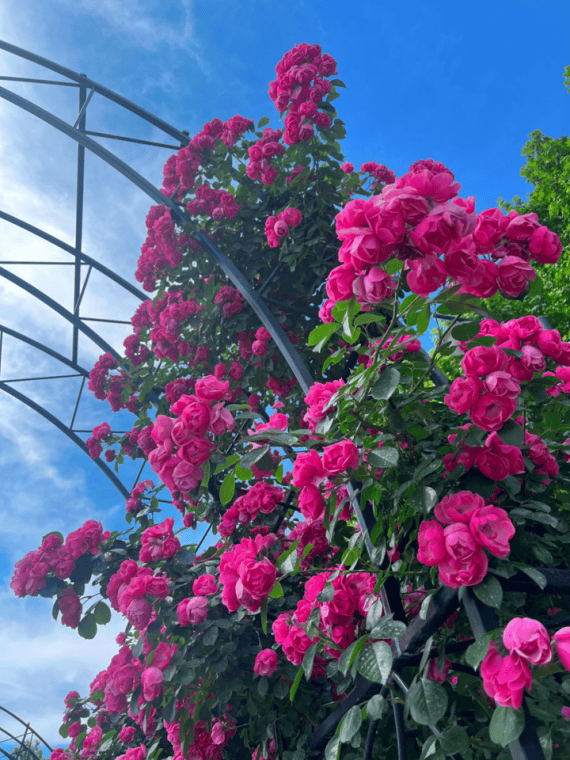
[
  {"x1": 272, "y1": 570, "x2": 379, "y2": 668},
  {"x1": 86, "y1": 422, "x2": 112, "y2": 460},
  {"x1": 417, "y1": 491, "x2": 515, "y2": 588},
  {"x1": 10, "y1": 520, "x2": 107, "y2": 598},
  {"x1": 246, "y1": 126, "x2": 286, "y2": 185},
  {"x1": 264, "y1": 207, "x2": 303, "y2": 248},
  {"x1": 219, "y1": 533, "x2": 279, "y2": 613},
  {"x1": 148, "y1": 375, "x2": 235, "y2": 502},
  {"x1": 164, "y1": 696, "x2": 236, "y2": 760},
  {"x1": 186, "y1": 183, "x2": 241, "y2": 221},
  {"x1": 125, "y1": 480, "x2": 155, "y2": 514},
  {"x1": 268, "y1": 43, "x2": 337, "y2": 145},
  {"x1": 481, "y1": 618, "x2": 570, "y2": 709},
  {"x1": 325, "y1": 159, "x2": 562, "y2": 310},
  {"x1": 219, "y1": 481, "x2": 285, "y2": 537},
  {"x1": 213, "y1": 284, "x2": 245, "y2": 319},
  {"x1": 139, "y1": 517, "x2": 181, "y2": 564},
  {"x1": 135, "y1": 206, "x2": 192, "y2": 291},
  {"x1": 106, "y1": 559, "x2": 170, "y2": 630},
  {"x1": 446, "y1": 316, "x2": 570, "y2": 433}
]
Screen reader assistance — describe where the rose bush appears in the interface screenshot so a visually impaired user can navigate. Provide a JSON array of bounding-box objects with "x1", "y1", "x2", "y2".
[{"x1": 11, "y1": 42, "x2": 570, "y2": 760}]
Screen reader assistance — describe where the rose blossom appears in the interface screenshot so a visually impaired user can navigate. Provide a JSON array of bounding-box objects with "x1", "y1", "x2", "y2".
[
  {"x1": 469, "y1": 393, "x2": 517, "y2": 432},
  {"x1": 469, "y1": 505, "x2": 515, "y2": 558},
  {"x1": 177, "y1": 596, "x2": 208, "y2": 626},
  {"x1": 141, "y1": 667, "x2": 163, "y2": 702},
  {"x1": 503, "y1": 618, "x2": 552, "y2": 665},
  {"x1": 553, "y1": 628, "x2": 570, "y2": 673},
  {"x1": 194, "y1": 376, "x2": 230, "y2": 401},
  {"x1": 444, "y1": 376, "x2": 484, "y2": 414},
  {"x1": 496, "y1": 256, "x2": 536, "y2": 297},
  {"x1": 434, "y1": 491, "x2": 485, "y2": 525},
  {"x1": 253, "y1": 649, "x2": 279, "y2": 676},
  {"x1": 192, "y1": 574, "x2": 219, "y2": 596},
  {"x1": 322, "y1": 440, "x2": 359, "y2": 476},
  {"x1": 480, "y1": 642, "x2": 532, "y2": 709},
  {"x1": 58, "y1": 588, "x2": 82, "y2": 629}
]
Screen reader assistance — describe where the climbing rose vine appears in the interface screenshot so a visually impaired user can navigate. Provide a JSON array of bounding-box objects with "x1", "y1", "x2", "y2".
[{"x1": 11, "y1": 42, "x2": 570, "y2": 760}]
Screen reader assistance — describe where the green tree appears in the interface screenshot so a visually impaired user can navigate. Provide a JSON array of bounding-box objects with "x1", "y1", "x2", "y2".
[{"x1": 10, "y1": 738, "x2": 46, "y2": 760}]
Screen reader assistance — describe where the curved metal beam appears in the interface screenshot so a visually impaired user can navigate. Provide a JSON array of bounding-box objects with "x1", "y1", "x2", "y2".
[
  {"x1": 0, "y1": 378, "x2": 129, "y2": 498},
  {"x1": 0, "y1": 706, "x2": 52, "y2": 754},
  {"x1": 0, "y1": 40, "x2": 190, "y2": 146},
  {"x1": 0, "y1": 83, "x2": 314, "y2": 393},
  {"x1": 0, "y1": 210, "x2": 148, "y2": 303},
  {"x1": 0, "y1": 265, "x2": 122, "y2": 362}
]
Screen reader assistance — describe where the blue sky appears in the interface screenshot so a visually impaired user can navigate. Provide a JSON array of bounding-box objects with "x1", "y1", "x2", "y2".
[{"x1": 0, "y1": 0, "x2": 569, "y2": 750}]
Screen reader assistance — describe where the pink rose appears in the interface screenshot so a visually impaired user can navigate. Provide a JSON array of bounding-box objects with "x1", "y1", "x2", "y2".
[
  {"x1": 461, "y1": 346, "x2": 509, "y2": 378},
  {"x1": 292, "y1": 450, "x2": 324, "y2": 487},
  {"x1": 553, "y1": 628, "x2": 570, "y2": 673},
  {"x1": 405, "y1": 254, "x2": 447, "y2": 297},
  {"x1": 281, "y1": 207, "x2": 303, "y2": 227},
  {"x1": 119, "y1": 727, "x2": 136, "y2": 744},
  {"x1": 194, "y1": 376, "x2": 230, "y2": 402},
  {"x1": 125, "y1": 598, "x2": 152, "y2": 630},
  {"x1": 274, "y1": 219, "x2": 290, "y2": 237},
  {"x1": 503, "y1": 618, "x2": 552, "y2": 665},
  {"x1": 177, "y1": 596, "x2": 208, "y2": 626},
  {"x1": 238, "y1": 558, "x2": 277, "y2": 601},
  {"x1": 192, "y1": 574, "x2": 219, "y2": 596},
  {"x1": 484, "y1": 371, "x2": 520, "y2": 399},
  {"x1": 141, "y1": 667, "x2": 163, "y2": 702},
  {"x1": 322, "y1": 440, "x2": 359, "y2": 476},
  {"x1": 417, "y1": 521, "x2": 447, "y2": 566},
  {"x1": 444, "y1": 376, "x2": 484, "y2": 414},
  {"x1": 58, "y1": 588, "x2": 82, "y2": 629},
  {"x1": 481, "y1": 642, "x2": 532, "y2": 709},
  {"x1": 298, "y1": 484, "x2": 325, "y2": 521},
  {"x1": 172, "y1": 460, "x2": 203, "y2": 493},
  {"x1": 469, "y1": 505, "x2": 515, "y2": 558},
  {"x1": 352, "y1": 266, "x2": 397, "y2": 304},
  {"x1": 504, "y1": 211, "x2": 540, "y2": 241},
  {"x1": 325, "y1": 264, "x2": 357, "y2": 302},
  {"x1": 427, "y1": 656, "x2": 451, "y2": 684},
  {"x1": 434, "y1": 491, "x2": 485, "y2": 525},
  {"x1": 253, "y1": 649, "x2": 279, "y2": 676},
  {"x1": 496, "y1": 256, "x2": 536, "y2": 297},
  {"x1": 528, "y1": 225, "x2": 562, "y2": 264},
  {"x1": 475, "y1": 432, "x2": 524, "y2": 481},
  {"x1": 469, "y1": 393, "x2": 517, "y2": 432},
  {"x1": 178, "y1": 397, "x2": 211, "y2": 435}
]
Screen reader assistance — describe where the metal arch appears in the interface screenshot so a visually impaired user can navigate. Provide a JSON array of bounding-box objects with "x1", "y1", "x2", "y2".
[
  {"x1": 0, "y1": 82, "x2": 314, "y2": 393},
  {"x1": 0, "y1": 323, "x2": 134, "y2": 498},
  {"x1": 0, "y1": 704, "x2": 52, "y2": 760}
]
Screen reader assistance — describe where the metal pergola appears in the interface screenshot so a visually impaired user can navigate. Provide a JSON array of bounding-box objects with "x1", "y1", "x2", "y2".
[{"x1": 1, "y1": 39, "x2": 564, "y2": 760}]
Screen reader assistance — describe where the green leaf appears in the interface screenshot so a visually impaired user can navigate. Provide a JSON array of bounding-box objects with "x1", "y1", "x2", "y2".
[
  {"x1": 367, "y1": 447, "x2": 399, "y2": 469},
  {"x1": 269, "y1": 581, "x2": 284, "y2": 598},
  {"x1": 406, "y1": 678, "x2": 448, "y2": 725},
  {"x1": 371, "y1": 367, "x2": 401, "y2": 400},
  {"x1": 370, "y1": 617, "x2": 407, "y2": 639},
  {"x1": 473, "y1": 575, "x2": 503, "y2": 609},
  {"x1": 302, "y1": 641, "x2": 318, "y2": 681},
  {"x1": 416, "y1": 304, "x2": 431, "y2": 335},
  {"x1": 338, "y1": 636, "x2": 367, "y2": 676},
  {"x1": 385, "y1": 259, "x2": 404, "y2": 275},
  {"x1": 465, "y1": 632, "x2": 493, "y2": 670},
  {"x1": 93, "y1": 601, "x2": 112, "y2": 625},
  {"x1": 354, "y1": 312, "x2": 387, "y2": 327},
  {"x1": 257, "y1": 116, "x2": 270, "y2": 128},
  {"x1": 308, "y1": 322, "x2": 339, "y2": 350},
  {"x1": 438, "y1": 726, "x2": 470, "y2": 755},
  {"x1": 497, "y1": 419, "x2": 524, "y2": 447},
  {"x1": 289, "y1": 665, "x2": 304, "y2": 702},
  {"x1": 450, "y1": 321, "x2": 481, "y2": 341},
  {"x1": 489, "y1": 705, "x2": 525, "y2": 747},
  {"x1": 366, "y1": 694, "x2": 386, "y2": 720},
  {"x1": 325, "y1": 735, "x2": 341, "y2": 760},
  {"x1": 338, "y1": 705, "x2": 362, "y2": 743},
  {"x1": 257, "y1": 676, "x2": 269, "y2": 698},
  {"x1": 356, "y1": 641, "x2": 393, "y2": 683},
  {"x1": 77, "y1": 614, "x2": 97, "y2": 640},
  {"x1": 410, "y1": 486, "x2": 438, "y2": 513},
  {"x1": 365, "y1": 599, "x2": 384, "y2": 631},
  {"x1": 276, "y1": 540, "x2": 299, "y2": 570},
  {"x1": 261, "y1": 597, "x2": 268, "y2": 635},
  {"x1": 219, "y1": 470, "x2": 235, "y2": 506},
  {"x1": 239, "y1": 445, "x2": 270, "y2": 471},
  {"x1": 200, "y1": 460, "x2": 210, "y2": 487}
]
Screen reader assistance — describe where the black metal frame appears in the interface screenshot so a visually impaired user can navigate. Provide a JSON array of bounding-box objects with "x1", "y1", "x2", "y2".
[
  {"x1": 0, "y1": 705, "x2": 52, "y2": 760},
  {"x1": 0, "y1": 39, "x2": 561, "y2": 759}
]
